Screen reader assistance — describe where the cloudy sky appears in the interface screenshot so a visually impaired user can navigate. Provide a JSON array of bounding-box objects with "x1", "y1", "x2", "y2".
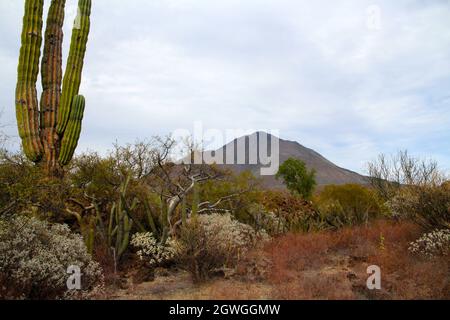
[{"x1": 1, "y1": 0, "x2": 449, "y2": 174}]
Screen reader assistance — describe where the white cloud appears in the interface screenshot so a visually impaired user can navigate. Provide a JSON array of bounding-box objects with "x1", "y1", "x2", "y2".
[{"x1": 0, "y1": 0, "x2": 449, "y2": 173}]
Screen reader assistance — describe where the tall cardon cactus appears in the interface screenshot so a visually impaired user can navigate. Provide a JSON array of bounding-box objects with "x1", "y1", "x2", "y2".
[{"x1": 15, "y1": 0, "x2": 92, "y2": 175}]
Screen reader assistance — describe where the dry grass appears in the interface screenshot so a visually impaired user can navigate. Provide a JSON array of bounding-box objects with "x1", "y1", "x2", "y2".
[
  {"x1": 266, "y1": 220, "x2": 449, "y2": 300},
  {"x1": 107, "y1": 271, "x2": 272, "y2": 300},
  {"x1": 107, "y1": 220, "x2": 449, "y2": 300}
]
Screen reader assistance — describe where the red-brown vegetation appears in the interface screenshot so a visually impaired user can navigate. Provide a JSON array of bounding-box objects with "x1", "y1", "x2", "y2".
[{"x1": 265, "y1": 220, "x2": 449, "y2": 300}]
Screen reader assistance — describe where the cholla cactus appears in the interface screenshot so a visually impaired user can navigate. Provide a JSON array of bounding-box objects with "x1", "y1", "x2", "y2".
[
  {"x1": 196, "y1": 213, "x2": 270, "y2": 259},
  {"x1": 15, "y1": 0, "x2": 92, "y2": 175},
  {"x1": 177, "y1": 213, "x2": 270, "y2": 281},
  {"x1": 131, "y1": 232, "x2": 179, "y2": 266},
  {"x1": 408, "y1": 229, "x2": 450, "y2": 258}
]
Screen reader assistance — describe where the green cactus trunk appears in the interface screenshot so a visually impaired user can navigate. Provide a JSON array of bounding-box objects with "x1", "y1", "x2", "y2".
[
  {"x1": 40, "y1": 0, "x2": 66, "y2": 171},
  {"x1": 59, "y1": 95, "x2": 85, "y2": 165},
  {"x1": 15, "y1": 0, "x2": 45, "y2": 162},
  {"x1": 15, "y1": 0, "x2": 92, "y2": 176},
  {"x1": 108, "y1": 175, "x2": 136, "y2": 262},
  {"x1": 57, "y1": 0, "x2": 91, "y2": 135}
]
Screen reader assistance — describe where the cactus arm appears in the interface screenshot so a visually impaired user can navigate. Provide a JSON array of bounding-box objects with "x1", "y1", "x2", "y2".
[
  {"x1": 118, "y1": 215, "x2": 133, "y2": 259},
  {"x1": 59, "y1": 95, "x2": 85, "y2": 165},
  {"x1": 15, "y1": 0, "x2": 45, "y2": 162},
  {"x1": 86, "y1": 222, "x2": 95, "y2": 254},
  {"x1": 144, "y1": 197, "x2": 158, "y2": 235},
  {"x1": 40, "y1": 0, "x2": 66, "y2": 169},
  {"x1": 108, "y1": 176, "x2": 136, "y2": 260},
  {"x1": 107, "y1": 202, "x2": 116, "y2": 247},
  {"x1": 111, "y1": 226, "x2": 118, "y2": 237},
  {"x1": 115, "y1": 227, "x2": 123, "y2": 258},
  {"x1": 114, "y1": 195, "x2": 124, "y2": 257},
  {"x1": 123, "y1": 197, "x2": 146, "y2": 232},
  {"x1": 57, "y1": 0, "x2": 91, "y2": 135}
]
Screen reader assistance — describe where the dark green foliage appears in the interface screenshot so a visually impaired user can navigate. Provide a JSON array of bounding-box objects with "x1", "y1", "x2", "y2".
[
  {"x1": 0, "y1": 150, "x2": 70, "y2": 222},
  {"x1": 276, "y1": 158, "x2": 316, "y2": 199}
]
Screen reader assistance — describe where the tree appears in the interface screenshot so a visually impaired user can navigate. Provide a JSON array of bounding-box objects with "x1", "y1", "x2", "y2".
[{"x1": 276, "y1": 158, "x2": 316, "y2": 199}]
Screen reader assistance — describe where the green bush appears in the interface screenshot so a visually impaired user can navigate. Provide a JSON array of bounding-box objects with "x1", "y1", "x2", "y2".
[
  {"x1": 0, "y1": 150, "x2": 71, "y2": 222},
  {"x1": 314, "y1": 184, "x2": 387, "y2": 229},
  {"x1": 276, "y1": 158, "x2": 316, "y2": 199},
  {"x1": 196, "y1": 170, "x2": 263, "y2": 224}
]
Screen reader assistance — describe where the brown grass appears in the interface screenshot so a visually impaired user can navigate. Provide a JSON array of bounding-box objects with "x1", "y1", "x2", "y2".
[
  {"x1": 106, "y1": 220, "x2": 449, "y2": 300},
  {"x1": 266, "y1": 220, "x2": 449, "y2": 300}
]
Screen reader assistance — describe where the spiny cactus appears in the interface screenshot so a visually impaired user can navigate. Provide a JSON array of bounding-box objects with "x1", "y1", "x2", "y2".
[
  {"x1": 16, "y1": 0, "x2": 45, "y2": 162},
  {"x1": 108, "y1": 175, "x2": 137, "y2": 262},
  {"x1": 15, "y1": 0, "x2": 92, "y2": 175},
  {"x1": 57, "y1": 0, "x2": 91, "y2": 135},
  {"x1": 59, "y1": 95, "x2": 85, "y2": 165}
]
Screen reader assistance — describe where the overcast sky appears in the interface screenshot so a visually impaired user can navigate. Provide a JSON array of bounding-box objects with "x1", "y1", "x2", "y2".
[{"x1": 1, "y1": 0, "x2": 449, "y2": 174}]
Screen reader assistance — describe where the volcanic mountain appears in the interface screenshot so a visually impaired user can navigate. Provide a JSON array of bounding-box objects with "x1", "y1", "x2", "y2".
[{"x1": 201, "y1": 132, "x2": 368, "y2": 188}]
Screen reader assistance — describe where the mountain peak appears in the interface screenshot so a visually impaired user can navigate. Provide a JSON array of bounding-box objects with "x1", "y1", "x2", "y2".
[{"x1": 215, "y1": 132, "x2": 367, "y2": 188}]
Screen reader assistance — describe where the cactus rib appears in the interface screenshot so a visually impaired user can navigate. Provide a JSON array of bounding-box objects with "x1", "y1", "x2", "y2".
[
  {"x1": 57, "y1": 0, "x2": 91, "y2": 135},
  {"x1": 59, "y1": 94, "x2": 85, "y2": 165},
  {"x1": 40, "y1": 0, "x2": 66, "y2": 169},
  {"x1": 15, "y1": 0, "x2": 45, "y2": 162},
  {"x1": 15, "y1": 0, "x2": 92, "y2": 173}
]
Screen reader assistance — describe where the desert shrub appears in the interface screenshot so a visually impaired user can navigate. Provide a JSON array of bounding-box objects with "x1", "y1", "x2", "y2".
[
  {"x1": 177, "y1": 213, "x2": 269, "y2": 282},
  {"x1": 314, "y1": 184, "x2": 387, "y2": 228},
  {"x1": 197, "y1": 170, "x2": 263, "y2": 224},
  {"x1": 0, "y1": 151, "x2": 71, "y2": 221},
  {"x1": 408, "y1": 229, "x2": 450, "y2": 258},
  {"x1": 260, "y1": 190, "x2": 320, "y2": 233},
  {"x1": 130, "y1": 232, "x2": 179, "y2": 267},
  {"x1": 368, "y1": 150, "x2": 444, "y2": 200},
  {"x1": 368, "y1": 151, "x2": 449, "y2": 231},
  {"x1": 388, "y1": 184, "x2": 450, "y2": 231},
  {"x1": 0, "y1": 215, "x2": 104, "y2": 300},
  {"x1": 386, "y1": 188, "x2": 418, "y2": 220},
  {"x1": 248, "y1": 204, "x2": 286, "y2": 235},
  {"x1": 68, "y1": 148, "x2": 169, "y2": 265},
  {"x1": 69, "y1": 152, "x2": 122, "y2": 202}
]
